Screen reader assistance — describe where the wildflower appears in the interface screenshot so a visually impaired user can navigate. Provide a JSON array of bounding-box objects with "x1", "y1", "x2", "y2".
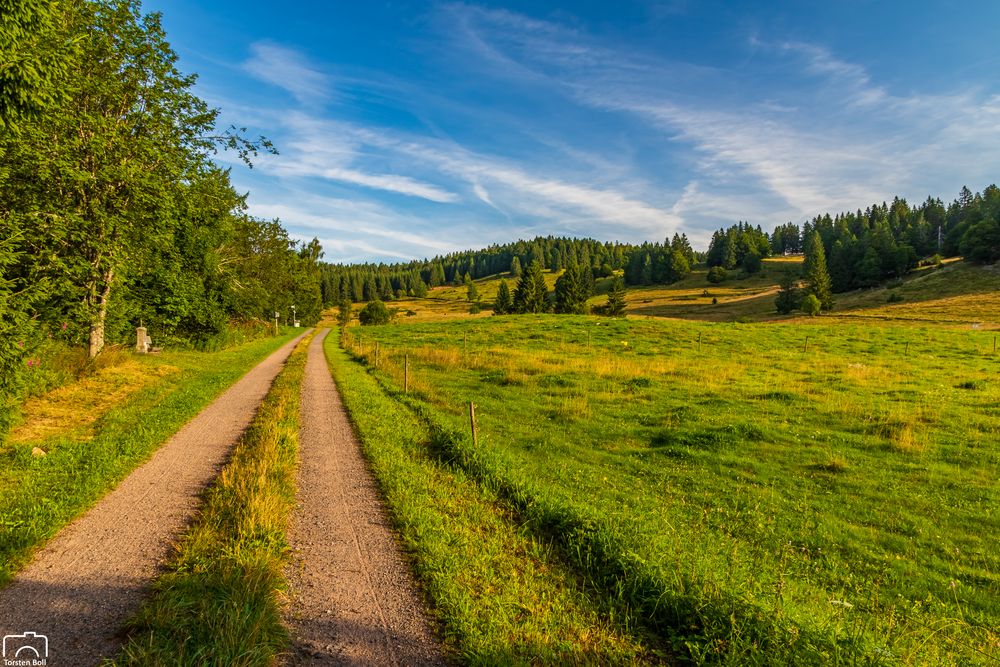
[{"x1": 61, "y1": 322, "x2": 68, "y2": 330}]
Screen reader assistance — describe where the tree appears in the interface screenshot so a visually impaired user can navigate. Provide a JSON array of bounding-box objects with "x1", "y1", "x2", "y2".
[
  {"x1": 493, "y1": 279, "x2": 513, "y2": 315},
  {"x1": 774, "y1": 271, "x2": 801, "y2": 314},
  {"x1": 510, "y1": 256, "x2": 522, "y2": 278},
  {"x1": 554, "y1": 265, "x2": 587, "y2": 314},
  {"x1": 802, "y1": 231, "x2": 833, "y2": 310},
  {"x1": 1, "y1": 1, "x2": 274, "y2": 357},
  {"x1": 358, "y1": 299, "x2": 390, "y2": 326},
  {"x1": 337, "y1": 295, "x2": 352, "y2": 327},
  {"x1": 605, "y1": 277, "x2": 626, "y2": 317},
  {"x1": 0, "y1": 0, "x2": 75, "y2": 130},
  {"x1": 513, "y1": 260, "x2": 547, "y2": 313},
  {"x1": 801, "y1": 293, "x2": 821, "y2": 316},
  {"x1": 742, "y1": 251, "x2": 762, "y2": 274},
  {"x1": 707, "y1": 266, "x2": 727, "y2": 284},
  {"x1": 465, "y1": 274, "x2": 479, "y2": 302}
]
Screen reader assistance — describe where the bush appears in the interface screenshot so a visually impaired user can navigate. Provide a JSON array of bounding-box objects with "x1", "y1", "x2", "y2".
[
  {"x1": 801, "y1": 294, "x2": 821, "y2": 316},
  {"x1": 886, "y1": 292, "x2": 904, "y2": 303},
  {"x1": 742, "y1": 252, "x2": 762, "y2": 274},
  {"x1": 706, "y1": 266, "x2": 727, "y2": 284},
  {"x1": 358, "y1": 300, "x2": 391, "y2": 326}
]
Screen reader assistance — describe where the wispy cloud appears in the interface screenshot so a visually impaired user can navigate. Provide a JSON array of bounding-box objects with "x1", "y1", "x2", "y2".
[{"x1": 243, "y1": 41, "x2": 330, "y2": 106}]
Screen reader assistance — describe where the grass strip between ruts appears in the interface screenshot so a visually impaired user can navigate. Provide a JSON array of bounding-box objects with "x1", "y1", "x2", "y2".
[{"x1": 113, "y1": 331, "x2": 313, "y2": 666}]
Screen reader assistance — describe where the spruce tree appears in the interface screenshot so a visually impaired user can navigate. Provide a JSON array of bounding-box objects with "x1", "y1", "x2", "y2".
[
  {"x1": 493, "y1": 279, "x2": 512, "y2": 314},
  {"x1": 803, "y1": 231, "x2": 834, "y2": 310},
  {"x1": 554, "y1": 265, "x2": 586, "y2": 314},
  {"x1": 509, "y1": 255, "x2": 522, "y2": 278},
  {"x1": 606, "y1": 277, "x2": 626, "y2": 317},
  {"x1": 774, "y1": 271, "x2": 801, "y2": 314},
  {"x1": 513, "y1": 260, "x2": 547, "y2": 313}
]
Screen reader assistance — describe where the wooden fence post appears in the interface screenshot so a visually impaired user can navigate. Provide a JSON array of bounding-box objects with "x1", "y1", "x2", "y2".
[
  {"x1": 375, "y1": 342, "x2": 379, "y2": 368},
  {"x1": 469, "y1": 401, "x2": 478, "y2": 447}
]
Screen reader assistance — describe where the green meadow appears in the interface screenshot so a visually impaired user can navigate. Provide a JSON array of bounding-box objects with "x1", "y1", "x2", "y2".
[{"x1": 340, "y1": 315, "x2": 999, "y2": 664}]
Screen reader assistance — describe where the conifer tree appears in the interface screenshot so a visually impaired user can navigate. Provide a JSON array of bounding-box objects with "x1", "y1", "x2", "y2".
[
  {"x1": 493, "y1": 279, "x2": 512, "y2": 315},
  {"x1": 513, "y1": 260, "x2": 547, "y2": 313},
  {"x1": 803, "y1": 231, "x2": 834, "y2": 310},
  {"x1": 606, "y1": 277, "x2": 626, "y2": 317},
  {"x1": 510, "y1": 255, "x2": 522, "y2": 278},
  {"x1": 554, "y1": 264, "x2": 587, "y2": 314}
]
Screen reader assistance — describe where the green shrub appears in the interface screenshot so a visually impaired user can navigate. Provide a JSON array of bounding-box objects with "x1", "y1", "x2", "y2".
[
  {"x1": 706, "y1": 266, "x2": 727, "y2": 284},
  {"x1": 358, "y1": 300, "x2": 391, "y2": 326},
  {"x1": 801, "y1": 293, "x2": 821, "y2": 316}
]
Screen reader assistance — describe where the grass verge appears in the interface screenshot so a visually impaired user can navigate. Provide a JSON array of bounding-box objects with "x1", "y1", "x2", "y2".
[
  {"x1": 324, "y1": 329, "x2": 663, "y2": 664},
  {"x1": 0, "y1": 331, "x2": 299, "y2": 588},
  {"x1": 113, "y1": 332, "x2": 313, "y2": 666}
]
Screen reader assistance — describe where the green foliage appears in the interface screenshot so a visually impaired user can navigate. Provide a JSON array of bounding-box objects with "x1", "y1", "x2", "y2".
[
  {"x1": 623, "y1": 233, "x2": 694, "y2": 286},
  {"x1": 742, "y1": 250, "x2": 763, "y2": 274},
  {"x1": 706, "y1": 266, "x2": 727, "y2": 284},
  {"x1": 803, "y1": 231, "x2": 834, "y2": 310},
  {"x1": 358, "y1": 299, "x2": 391, "y2": 326},
  {"x1": 774, "y1": 271, "x2": 802, "y2": 314},
  {"x1": 337, "y1": 296, "x2": 352, "y2": 327},
  {"x1": 0, "y1": 0, "x2": 74, "y2": 130},
  {"x1": 513, "y1": 260, "x2": 548, "y2": 314},
  {"x1": 554, "y1": 264, "x2": 589, "y2": 314},
  {"x1": 706, "y1": 222, "x2": 772, "y2": 269},
  {"x1": 466, "y1": 276, "x2": 479, "y2": 302},
  {"x1": 800, "y1": 293, "x2": 821, "y2": 316},
  {"x1": 493, "y1": 279, "x2": 513, "y2": 315},
  {"x1": 605, "y1": 277, "x2": 626, "y2": 317}
]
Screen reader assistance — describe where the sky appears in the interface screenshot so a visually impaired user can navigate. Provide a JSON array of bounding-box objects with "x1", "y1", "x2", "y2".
[{"x1": 144, "y1": 0, "x2": 1000, "y2": 264}]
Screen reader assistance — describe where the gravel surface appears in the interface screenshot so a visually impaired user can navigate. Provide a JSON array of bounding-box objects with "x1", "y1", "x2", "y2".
[
  {"x1": 0, "y1": 332, "x2": 307, "y2": 666},
  {"x1": 283, "y1": 329, "x2": 445, "y2": 666}
]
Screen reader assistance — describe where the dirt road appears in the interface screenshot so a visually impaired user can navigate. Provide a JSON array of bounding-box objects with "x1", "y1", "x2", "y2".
[
  {"x1": 0, "y1": 332, "x2": 307, "y2": 666},
  {"x1": 283, "y1": 329, "x2": 444, "y2": 666}
]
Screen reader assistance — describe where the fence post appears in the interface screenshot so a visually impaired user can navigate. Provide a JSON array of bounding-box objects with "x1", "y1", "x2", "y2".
[
  {"x1": 469, "y1": 401, "x2": 478, "y2": 447},
  {"x1": 803, "y1": 336, "x2": 809, "y2": 353},
  {"x1": 698, "y1": 332, "x2": 702, "y2": 351},
  {"x1": 375, "y1": 342, "x2": 379, "y2": 368},
  {"x1": 404, "y1": 354, "x2": 409, "y2": 393}
]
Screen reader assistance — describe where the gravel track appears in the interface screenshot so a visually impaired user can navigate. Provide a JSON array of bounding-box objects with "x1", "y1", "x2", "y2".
[
  {"x1": 0, "y1": 332, "x2": 307, "y2": 666},
  {"x1": 283, "y1": 329, "x2": 444, "y2": 666}
]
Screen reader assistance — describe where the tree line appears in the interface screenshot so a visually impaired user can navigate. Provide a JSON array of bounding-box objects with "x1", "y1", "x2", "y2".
[
  {"x1": 319, "y1": 236, "x2": 631, "y2": 306},
  {"x1": 1, "y1": 1, "x2": 322, "y2": 429}
]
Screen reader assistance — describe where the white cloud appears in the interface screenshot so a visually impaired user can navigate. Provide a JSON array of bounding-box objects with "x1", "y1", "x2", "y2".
[{"x1": 243, "y1": 41, "x2": 330, "y2": 105}]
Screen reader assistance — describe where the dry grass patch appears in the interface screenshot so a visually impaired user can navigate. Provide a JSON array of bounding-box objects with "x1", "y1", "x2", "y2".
[{"x1": 10, "y1": 359, "x2": 180, "y2": 444}]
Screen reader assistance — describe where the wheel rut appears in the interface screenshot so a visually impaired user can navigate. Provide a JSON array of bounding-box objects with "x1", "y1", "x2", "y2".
[
  {"x1": 283, "y1": 328, "x2": 444, "y2": 666},
  {"x1": 0, "y1": 332, "x2": 308, "y2": 666}
]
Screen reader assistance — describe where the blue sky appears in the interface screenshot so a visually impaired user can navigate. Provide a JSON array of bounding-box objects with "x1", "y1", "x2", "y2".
[{"x1": 145, "y1": 0, "x2": 1000, "y2": 263}]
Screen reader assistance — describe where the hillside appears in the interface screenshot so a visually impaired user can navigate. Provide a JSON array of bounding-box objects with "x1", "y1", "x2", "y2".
[{"x1": 373, "y1": 257, "x2": 1000, "y2": 328}]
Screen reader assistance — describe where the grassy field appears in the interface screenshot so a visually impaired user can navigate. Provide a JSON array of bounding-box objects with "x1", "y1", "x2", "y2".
[
  {"x1": 339, "y1": 315, "x2": 999, "y2": 664},
  {"x1": 0, "y1": 330, "x2": 300, "y2": 587},
  {"x1": 325, "y1": 329, "x2": 664, "y2": 664},
  {"x1": 115, "y1": 332, "x2": 313, "y2": 665}
]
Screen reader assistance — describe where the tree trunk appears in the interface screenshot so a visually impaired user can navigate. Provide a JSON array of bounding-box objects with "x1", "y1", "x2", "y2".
[{"x1": 88, "y1": 270, "x2": 113, "y2": 358}]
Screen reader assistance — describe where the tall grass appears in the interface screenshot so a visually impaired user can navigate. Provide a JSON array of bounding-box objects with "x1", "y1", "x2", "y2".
[{"x1": 114, "y1": 333, "x2": 312, "y2": 666}]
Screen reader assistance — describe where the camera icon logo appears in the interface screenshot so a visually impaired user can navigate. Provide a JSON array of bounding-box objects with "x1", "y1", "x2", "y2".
[{"x1": 2, "y1": 632, "x2": 48, "y2": 659}]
